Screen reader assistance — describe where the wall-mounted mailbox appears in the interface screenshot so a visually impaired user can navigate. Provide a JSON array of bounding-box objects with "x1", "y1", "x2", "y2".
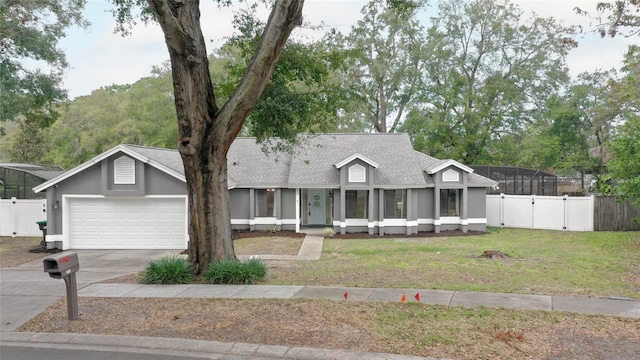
[{"x1": 43, "y1": 252, "x2": 79, "y2": 279}]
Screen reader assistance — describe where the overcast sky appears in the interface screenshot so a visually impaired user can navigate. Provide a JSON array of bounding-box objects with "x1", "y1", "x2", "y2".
[{"x1": 58, "y1": 0, "x2": 636, "y2": 99}]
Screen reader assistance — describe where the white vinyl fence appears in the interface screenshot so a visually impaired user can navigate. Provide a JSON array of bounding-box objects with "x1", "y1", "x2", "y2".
[
  {"x1": 0, "y1": 198, "x2": 47, "y2": 237},
  {"x1": 487, "y1": 194, "x2": 594, "y2": 231}
]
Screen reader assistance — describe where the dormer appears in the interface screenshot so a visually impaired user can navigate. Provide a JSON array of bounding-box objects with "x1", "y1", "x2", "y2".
[
  {"x1": 427, "y1": 159, "x2": 474, "y2": 185},
  {"x1": 335, "y1": 153, "x2": 379, "y2": 186}
]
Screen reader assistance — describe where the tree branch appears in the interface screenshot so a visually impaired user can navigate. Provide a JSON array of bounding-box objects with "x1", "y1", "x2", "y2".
[{"x1": 218, "y1": 0, "x2": 304, "y2": 149}]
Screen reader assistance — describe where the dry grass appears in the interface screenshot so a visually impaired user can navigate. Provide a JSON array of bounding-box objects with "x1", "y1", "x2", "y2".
[
  {"x1": 20, "y1": 297, "x2": 640, "y2": 360},
  {"x1": 0, "y1": 236, "x2": 45, "y2": 268},
  {"x1": 234, "y1": 236, "x2": 303, "y2": 256}
]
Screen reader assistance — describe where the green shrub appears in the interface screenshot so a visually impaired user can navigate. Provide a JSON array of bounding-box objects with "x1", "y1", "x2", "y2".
[
  {"x1": 204, "y1": 258, "x2": 267, "y2": 284},
  {"x1": 323, "y1": 227, "x2": 335, "y2": 237},
  {"x1": 141, "y1": 255, "x2": 194, "y2": 284}
]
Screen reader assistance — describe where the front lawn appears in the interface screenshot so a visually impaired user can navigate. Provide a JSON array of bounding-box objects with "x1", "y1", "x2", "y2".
[{"x1": 267, "y1": 228, "x2": 640, "y2": 299}]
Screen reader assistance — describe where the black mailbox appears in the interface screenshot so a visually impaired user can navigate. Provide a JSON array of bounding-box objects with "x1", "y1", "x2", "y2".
[{"x1": 43, "y1": 251, "x2": 79, "y2": 279}]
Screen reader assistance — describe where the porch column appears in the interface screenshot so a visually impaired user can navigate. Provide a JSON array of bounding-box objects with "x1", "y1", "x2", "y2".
[
  {"x1": 249, "y1": 188, "x2": 255, "y2": 231},
  {"x1": 378, "y1": 189, "x2": 385, "y2": 236},
  {"x1": 368, "y1": 189, "x2": 375, "y2": 236},
  {"x1": 339, "y1": 188, "x2": 346, "y2": 235},
  {"x1": 434, "y1": 187, "x2": 441, "y2": 234}
]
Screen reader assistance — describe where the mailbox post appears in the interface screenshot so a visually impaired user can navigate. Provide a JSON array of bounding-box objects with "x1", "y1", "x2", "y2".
[{"x1": 43, "y1": 251, "x2": 80, "y2": 320}]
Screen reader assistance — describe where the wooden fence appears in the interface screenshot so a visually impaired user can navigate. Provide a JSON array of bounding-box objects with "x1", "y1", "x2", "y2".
[
  {"x1": 593, "y1": 196, "x2": 640, "y2": 231},
  {"x1": 0, "y1": 198, "x2": 46, "y2": 237}
]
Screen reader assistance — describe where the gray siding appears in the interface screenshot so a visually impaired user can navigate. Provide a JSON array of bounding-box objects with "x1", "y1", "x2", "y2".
[
  {"x1": 281, "y1": 189, "x2": 297, "y2": 220},
  {"x1": 467, "y1": 188, "x2": 487, "y2": 218},
  {"x1": 229, "y1": 189, "x2": 250, "y2": 220}
]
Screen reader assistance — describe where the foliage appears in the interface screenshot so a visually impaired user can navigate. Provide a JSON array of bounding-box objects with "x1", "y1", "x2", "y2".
[
  {"x1": 0, "y1": 0, "x2": 87, "y2": 127},
  {"x1": 204, "y1": 258, "x2": 267, "y2": 284},
  {"x1": 220, "y1": 9, "x2": 343, "y2": 143},
  {"x1": 141, "y1": 255, "x2": 194, "y2": 284},
  {"x1": 399, "y1": 0, "x2": 575, "y2": 165},
  {"x1": 42, "y1": 66, "x2": 178, "y2": 168},
  {"x1": 606, "y1": 46, "x2": 640, "y2": 205},
  {"x1": 327, "y1": 0, "x2": 428, "y2": 133},
  {"x1": 323, "y1": 228, "x2": 335, "y2": 237},
  {"x1": 0, "y1": 119, "x2": 50, "y2": 163},
  {"x1": 575, "y1": 0, "x2": 640, "y2": 37}
]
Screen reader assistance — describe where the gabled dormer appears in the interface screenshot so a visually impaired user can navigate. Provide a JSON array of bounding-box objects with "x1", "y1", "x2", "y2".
[
  {"x1": 427, "y1": 159, "x2": 474, "y2": 185},
  {"x1": 335, "y1": 153, "x2": 379, "y2": 186}
]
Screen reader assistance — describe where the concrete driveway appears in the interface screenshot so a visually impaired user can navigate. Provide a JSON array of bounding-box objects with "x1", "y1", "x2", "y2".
[{"x1": 0, "y1": 249, "x2": 180, "y2": 332}]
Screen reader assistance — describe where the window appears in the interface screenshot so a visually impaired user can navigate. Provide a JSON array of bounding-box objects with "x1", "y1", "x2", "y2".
[
  {"x1": 114, "y1": 156, "x2": 135, "y2": 184},
  {"x1": 346, "y1": 190, "x2": 368, "y2": 218},
  {"x1": 384, "y1": 190, "x2": 406, "y2": 218},
  {"x1": 348, "y1": 164, "x2": 366, "y2": 182},
  {"x1": 255, "y1": 189, "x2": 275, "y2": 217},
  {"x1": 440, "y1": 189, "x2": 458, "y2": 216}
]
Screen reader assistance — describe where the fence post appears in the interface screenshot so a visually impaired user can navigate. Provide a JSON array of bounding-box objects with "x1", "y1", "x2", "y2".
[
  {"x1": 531, "y1": 195, "x2": 535, "y2": 229},
  {"x1": 500, "y1": 193, "x2": 505, "y2": 227},
  {"x1": 562, "y1": 195, "x2": 568, "y2": 231},
  {"x1": 11, "y1": 197, "x2": 17, "y2": 237}
]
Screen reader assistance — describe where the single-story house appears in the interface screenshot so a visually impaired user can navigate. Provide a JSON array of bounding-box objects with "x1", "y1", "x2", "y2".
[{"x1": 33, "y1": 133, "x2": 497, "y2": 250}]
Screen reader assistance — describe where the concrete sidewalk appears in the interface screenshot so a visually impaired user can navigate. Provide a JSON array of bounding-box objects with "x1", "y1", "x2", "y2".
[{"x1": 77, "y1": 283, "x2": 640, "y2": 318}]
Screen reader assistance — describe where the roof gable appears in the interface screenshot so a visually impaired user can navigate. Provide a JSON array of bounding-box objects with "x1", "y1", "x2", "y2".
[
  {"x1": 33, "y1": 145, "x2": 186, "y2": 193},
  {"x1": 334, "y1": 153, "x2": 379, "y2": 169},
  {"x1": 427, "y1": 159, "x2": 474, "y2": 174}
]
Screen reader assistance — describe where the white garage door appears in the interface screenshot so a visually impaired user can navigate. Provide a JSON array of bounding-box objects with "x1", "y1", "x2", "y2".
[{"x1": 67, "y1": 197, "x2": 187, "y2": 249}]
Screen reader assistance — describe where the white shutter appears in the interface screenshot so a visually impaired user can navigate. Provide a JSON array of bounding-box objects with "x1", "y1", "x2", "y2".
[{"x1": 114, "y1": 156, "x2": 136, "y2": 184}]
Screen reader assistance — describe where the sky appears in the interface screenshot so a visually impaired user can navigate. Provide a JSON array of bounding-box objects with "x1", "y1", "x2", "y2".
[{"x1": 58, "y1": 0, "x2": 636, "y2": 99}]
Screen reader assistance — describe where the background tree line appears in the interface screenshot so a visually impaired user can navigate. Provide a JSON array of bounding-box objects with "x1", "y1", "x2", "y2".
[{"x1": 2, "y1": 0, "x2": 638, "y2": 205}]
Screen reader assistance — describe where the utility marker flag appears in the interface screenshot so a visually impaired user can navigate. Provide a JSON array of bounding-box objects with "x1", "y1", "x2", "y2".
[
  {"x1": 401, "y1": 294, "x2": 407, "y2": 303},
  {"x1": 344, "y1": 292, "x2": 348, "y2": 300},
  {"x1": 415, "y1": 293, "x2": 420, "y2": 302}
]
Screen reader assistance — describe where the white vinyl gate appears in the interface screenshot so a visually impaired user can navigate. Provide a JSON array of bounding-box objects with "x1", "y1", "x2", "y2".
[
  {"x1": 486, "y1": 194, "x2": 594, "y2": 231},
  {"x1": 0, "y1": 198, "x2": 46, "y2": 237}
]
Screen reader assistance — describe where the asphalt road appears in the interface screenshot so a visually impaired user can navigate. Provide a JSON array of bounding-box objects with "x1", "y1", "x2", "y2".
[{"x1": 0, "y1": 344, "x2": 267, "y2": 360}]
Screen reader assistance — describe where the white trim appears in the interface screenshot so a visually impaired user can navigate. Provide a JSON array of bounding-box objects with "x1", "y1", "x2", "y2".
[
  {"x1": 406, "y1": 220, "x2": 418, "y2": 227},
  {"x1": 333, "y1": 220, "x2": 341, "y2": 227},
  {"x1": 253, "y1": 217, "x2": 277, "y2": 225},
  {"x1": 368, "y1": 222, "x2": 375, "y2": 229},
  {"x1": 335, "y1": 153, "x2": 379, "y2": 169},
  {"x1": 381, "y1": 218, "x2": 407, "y2": 226},
  {"x1": 417, "y1": 218, "x2": 434, "y2": 225},
  {"x1": 295, "y1": 189, "x2": 300, "y2": 233},
  {"x1": 467, "y1": 218, "x2": 487, "y2": 224},
  {"x1": 345, "y1": 219, "x2": 368, "y2": 226},
  {"x1": 428, "y1": 160, "x2": 474, "y2": 175},
  {"x1": 434, "y1": 219, "x2": 441, "y2": 226},
  {"x1": 231, "y1": 219, "x2": 250, "y2": 225},
  {"x1": 440, "y1": 216, "x2": 461, "y2": 225},
  {"x1": 61, "y1": 194, "x2": 188, "y2": 250},
  {"x1": 34, "y1": 145, "x2": 186, "y2": 193},
  {"x1": 281, "y1": 219, "x2": 297, "y2": 225},
  {"x1": 339, "y1": 221, "x2": 346, "y2": 228}
]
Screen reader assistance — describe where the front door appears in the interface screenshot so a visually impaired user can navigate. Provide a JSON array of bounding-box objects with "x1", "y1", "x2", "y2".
[{"x1": 307, "y1": 189, "x2": 326, "y2": 225}]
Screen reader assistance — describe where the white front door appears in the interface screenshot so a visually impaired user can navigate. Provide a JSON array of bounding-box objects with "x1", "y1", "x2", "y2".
[{"x1": 307, "y1": 189, "x2": 326, "y2": 225}]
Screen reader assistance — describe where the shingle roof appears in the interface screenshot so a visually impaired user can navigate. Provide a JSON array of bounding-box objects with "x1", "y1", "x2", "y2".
[
  {"x1": 287, "y1": 133, "x2": 428, "y2": 187},
  {"x1": 35, "y1": 134, "x2": 497, "y2": 192}
]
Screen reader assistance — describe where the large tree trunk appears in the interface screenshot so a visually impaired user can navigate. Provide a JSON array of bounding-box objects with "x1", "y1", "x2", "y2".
[{"x1": 147, "y1": 0, "x2": 304, "y2": 273}]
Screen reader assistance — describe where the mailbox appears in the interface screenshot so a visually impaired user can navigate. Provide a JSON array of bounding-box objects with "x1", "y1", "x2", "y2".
[{"x1": 43, "y1": 251, "x2": 79, "y2": 279}]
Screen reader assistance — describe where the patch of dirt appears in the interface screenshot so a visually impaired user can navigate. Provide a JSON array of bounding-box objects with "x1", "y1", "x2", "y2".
[
  {"x1": 479, "y1": 250, "x2": 511, "y2": 259},
  {"x1": 19, "y1": 297, "x2": 640, "y2": 360},
  {"x1": 0, "y1": 237, "x2": 50, "y2": 268},
  {"x1": 233, "y1": 230, "x2": 305, "y2": 239}
]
